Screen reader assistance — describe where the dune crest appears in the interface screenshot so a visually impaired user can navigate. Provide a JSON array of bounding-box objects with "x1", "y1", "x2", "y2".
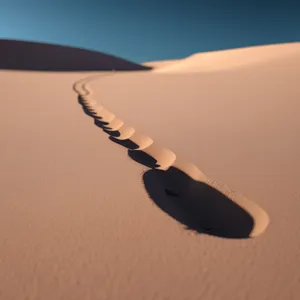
[
  {"x1": 147, "y1": 42, "x2": 300, "y2": 73},
  {"x1": 73, "y1": 74, "x2": 269, "y2": 238},
  {"x1": 142, "y1": 59, "x2": 180, "y2": 69}
]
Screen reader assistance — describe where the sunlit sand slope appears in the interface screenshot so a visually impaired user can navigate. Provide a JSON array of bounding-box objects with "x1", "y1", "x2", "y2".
[{"x1": 146, "y1": 42, "x2": 300, "y2": 72}]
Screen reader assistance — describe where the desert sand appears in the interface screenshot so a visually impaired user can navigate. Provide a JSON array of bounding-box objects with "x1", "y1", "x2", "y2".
[
  {"x1": 142, "y1": 58, "x2": 180, "y2": 69},
  {"x1": 1, "y1": 40, "x2": 300, "y2": 300}
]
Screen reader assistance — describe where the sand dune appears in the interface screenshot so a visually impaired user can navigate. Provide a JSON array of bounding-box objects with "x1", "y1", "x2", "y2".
[
  {"x1": 0, "y1": 39, "x2": 151, "y2": 71},
  {"x1": 142, "y1": 58, "x2": 180, "y2": 68},
  {"x1": 1, "y1": 42, "x2": 300, "y2": 300},
  {"x1": 147, "y1": 42, "x2": 300, "y2": 72}
]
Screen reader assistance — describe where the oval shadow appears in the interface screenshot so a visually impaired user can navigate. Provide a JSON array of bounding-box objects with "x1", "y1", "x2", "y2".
[{"x1": 143, "y1": 167, "x2": 254, "y2": 239}]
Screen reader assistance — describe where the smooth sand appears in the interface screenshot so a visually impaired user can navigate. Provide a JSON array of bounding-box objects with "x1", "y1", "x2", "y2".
[
  {"x1": 150, "y1": 42, "x2": 300, "y2": 72},
  {"x1": 1, "y1": 42, "x2": 300, "y2": 299},
  {"x1": 142, "y1": 58, "x2": 180, "y2": 69}
]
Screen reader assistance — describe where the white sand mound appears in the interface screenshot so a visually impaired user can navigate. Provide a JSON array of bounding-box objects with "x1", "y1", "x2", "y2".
[{"x1": 148, "y1": 42, "x2": 300, "y2": 72}]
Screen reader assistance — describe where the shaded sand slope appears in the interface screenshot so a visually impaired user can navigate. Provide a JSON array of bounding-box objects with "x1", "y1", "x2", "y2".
[
  {"x1": 145, "y1": 42, "x2": 300, "y2": 72},
  {"x1": 0, "y1": 39, "x2": 151, "y2": 71}
]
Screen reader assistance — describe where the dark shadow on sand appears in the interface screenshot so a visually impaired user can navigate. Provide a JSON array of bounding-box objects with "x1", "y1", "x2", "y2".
[
  {"x1": 128, "y1": 149, "x2": 160, "y2": 169},
  {"x1": 0, "y1": 39, "x2": 151, "y2": 71},
  {"x1": 103, "y1": 129, "x2": 121, "y2": 137},
  {"x1": 109, "y1": 137, "x2": 139, "y2": 150},
  {"x1": 109, "y1": 134, "x2": 255, "y2": 238},
  {"x1": 142, "y1": 167, "x2": 254, "y2": 239},
  {"x1": 94, "y1": 119, "x2": 110, "y2": 128}
]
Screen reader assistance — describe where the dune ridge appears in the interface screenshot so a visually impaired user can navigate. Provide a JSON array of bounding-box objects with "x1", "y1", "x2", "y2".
[
  {"x1": 73, "y1": 74, "x2": 269, "y2": 238},
  {"x1": 147, "y1": 42, "x2": 300, "y2": 73}
]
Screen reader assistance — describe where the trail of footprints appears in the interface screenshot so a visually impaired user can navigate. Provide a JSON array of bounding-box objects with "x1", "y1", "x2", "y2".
[{"x1": 73, "y1": 74, "x2": 270, "y2": 238}]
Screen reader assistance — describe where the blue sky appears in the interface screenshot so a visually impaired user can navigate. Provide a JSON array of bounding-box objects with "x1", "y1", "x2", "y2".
[{"x1": 1, "y1": 0, "x2": 299, "y2": 63}]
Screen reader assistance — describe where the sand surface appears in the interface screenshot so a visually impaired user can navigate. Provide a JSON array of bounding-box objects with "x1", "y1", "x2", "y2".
[
  {"x1": 1, "y1": 43, "x2": 300, "y2": 299},
  {"x1": 150, "y1": 42, "x2": 300, "y2": 72},
  {"x1": 142, "y1": 59, "x2": 180, "y2": 69}
]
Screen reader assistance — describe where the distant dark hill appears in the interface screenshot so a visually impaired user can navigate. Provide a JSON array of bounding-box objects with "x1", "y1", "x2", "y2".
[{"x1": 0, "y1": 39, "x2": 151, "y2": 71}]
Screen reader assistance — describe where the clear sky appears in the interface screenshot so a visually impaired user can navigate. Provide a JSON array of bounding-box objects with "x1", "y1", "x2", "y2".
[{"x1": 1, "y1": 0, "x2": 299, "y2": 63}]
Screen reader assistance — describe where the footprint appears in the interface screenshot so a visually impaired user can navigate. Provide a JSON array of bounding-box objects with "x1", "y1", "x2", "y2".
[
  {"x1": 139, "y1": 143, "x2": 176, "y2": 170},
  {"x1": 93, "y1": 108, "x2": 116, "y2": 123},
  {"x1": 109, "y1": 132, "x2": 154, "y2": 150},
  {"x1": 235, "y1": 195, "x2": 269, "y2": 238},
  {"x1": 104, "y1": 124, "x2": 135, "y2": 140},
  {"x1": 83, "y1": 99, "x2": 98, "y2": 109},
  {"x1": 128, "y1": 149, "x2": 160, "y2": 168},
  {"x1": 128, "y1": 132, "x2": 154, "y2": 150},
  {"x1": 84, "y1": 104, "x2": 104, "y2": 117},
  {"x1": 207, "y1": 180, "x2": 270, "y2": 238},
  {"x1": 103, "y1": 117, "x2": 124, "y2": 131},
  {"x1": 73, "y1": 82, "x2": 85, "y2": 94},
  {"x1": 171, "y1": 157, "x2": 207, "y2": 182},
  {"x1": 94, "y1": 118, "x2": 110, "y2": 128},
  {"x1": 78, "y1": 95, "x2": 97, "y2": 108},
  {"x1": 109, "y1": 137, "x2": 140, "y2": 150},
  {"x1": 143, "y1": 167, "x2": 257, "y2": 239},
  {"x1": 79, "y1": 94, "x2": 93, "y2": 103},
  {"x1": 168, "y1": 158, "x2": 269, "y2": 238}
]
